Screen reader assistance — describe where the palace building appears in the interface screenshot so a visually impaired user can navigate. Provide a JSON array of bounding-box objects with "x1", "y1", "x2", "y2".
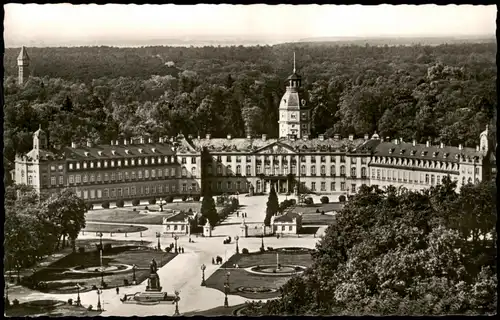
[{"x1": 13, "y1": 47, "x2": 496, "y2": 203}]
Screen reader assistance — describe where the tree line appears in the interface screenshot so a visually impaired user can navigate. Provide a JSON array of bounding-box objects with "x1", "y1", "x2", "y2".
[
  {"x1": 3, "y1": 43, "x2": 496, "y2": 165},
  {"x1": 244, "y1": 178, "x2": 497, "y2": 315}
]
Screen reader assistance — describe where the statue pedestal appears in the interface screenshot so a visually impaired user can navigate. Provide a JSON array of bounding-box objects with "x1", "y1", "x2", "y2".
[{"x1": 146, "y1": 274, "x2": 162, "y2": 292}]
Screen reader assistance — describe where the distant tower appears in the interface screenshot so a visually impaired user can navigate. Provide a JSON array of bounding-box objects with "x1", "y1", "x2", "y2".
[
  {"x1": 278, "y1": 52, "x2": 311, "y2": 139},
  {"x1": 33, "y1": 125, "x2": 48, "y2": 150},
  {"x1": 479, "y1": 124, "x2": 491, "y2": 154},
  {"x1": 17, "y1": 46, "x2": 30, "y2": 85}
]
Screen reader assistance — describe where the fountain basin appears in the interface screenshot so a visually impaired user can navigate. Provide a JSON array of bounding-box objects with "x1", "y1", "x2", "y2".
[{"x1": 245, "y1": 265, "x2": 306, "y2": 276}]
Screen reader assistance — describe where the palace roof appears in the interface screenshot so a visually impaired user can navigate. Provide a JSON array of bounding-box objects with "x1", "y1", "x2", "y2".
[
  {"x1": 165, "y1": 211, "x2": 191, "y2": 222},
  {"x1": 372, "y1": 141, "x2": 483, "y2": 163},
  {"x1": 274, "y1": 211, "x2": 302, "y2": 223},
  {"x1": 63, "y1": 142, "x2": 176, "y2": 160},
  {"x1": 182, "y1": 137, "x2": 368, "y2": 154}
]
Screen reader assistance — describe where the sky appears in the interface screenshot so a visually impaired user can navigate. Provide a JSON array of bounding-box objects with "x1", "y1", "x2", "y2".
[{"x1": 3, "y1": 4, "x2": 497, "y2": 46}]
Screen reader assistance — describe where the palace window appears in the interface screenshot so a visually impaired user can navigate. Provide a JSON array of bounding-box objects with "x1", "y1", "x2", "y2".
[
  {"x1": 341, "y1": 182, "x2": 346, "y2": 191},
  {"x1": 310, "y1": 156, "x2": 316, "y2": 163},
  {"x1": 291, "y1": 165, "x2": 296, "y2": 174},
  {"x1": 118, "y1": 172, "x2": 123, "y2": 180},
  {"x1": 377, "y1": 169, "x2": 380, "y2": 179},
  {"x1": 110, "y1": 160, "x2": 115, "y2": 167},
  {"x1": 331, "y1": 182, "x2": 336, "y2": 191},
  {"x1": 246, "y1": 165, "x2": 251, "y2": 176},
  {"x1": 236, "y1": 165, "x2": 241, "y2": 175},
  {"x1": 361, "y1": 167, "x2": 367, "y2": 178},
  {"x1": 138, "y1": 159, "x2": 142, "y2": 165},
  {"x1": 103, "y1": 189, "x2": 109, "y2": 198},
  {"x1": 311, "y1": 182, "x2": 316, "y2": 191},
  {"x1": 340, "y1": 155, "x2": 346, "y2": 163},
  {"x1": 226, "y1": 156, "x2": 231, "y2": 162},
  {"x1": 425, "y1": 174, "x2": 429, "y2": 184},
  {"x1": 181, "y1": 157, "x2": 186, "y2": 164},
  {"x1": 217, "y1": 165, "x2": 222, "y2": 175},
  {"x1": 138, "y1": 171, "x2": 143, "y2": 179},
  {"x1": 191, "y1": 157, "x2": 196, "y2": 164},
  {"x1": 227, "y1": 181, "x2": 232, "y2": 190},
  {"x1": 90, "y1": 174, "x2": 95, "y2": 183},
  {"x1": 50, "y1": 177, "x2": 56, "y2": 186},
  {"x1": 351, "y1": 184, "x2": 356, "y2": 193},
  {"x1": 300, "y1": 156, "x2": 306, "y2": 163},
  {"x1": 311, "y1": 165, "x2": 316, "y2": 176},
  {"x1": 117, "y1": 160, "x2": 121, "y2": 167},
  {"x1": 104, "y1": 161, "x2": 108, "y2": 168},
  {"x1": 351, "y1": 167, "x2": 356, "y2": 178},
  {"x1": 431, "y1": 174, "x2": 435, "y2": 185},
  {"x1": 171, "y1": 168, "x2": 176, "y2": 177},
  {"x1": 372, "y1": 169, "x2": 376, "y2": 178},
  {"x1": 340, "y1": 165, "x2": 346, "y2": 176},
  {"x1": 164, "y1": 168, "x2": 169, "y2": 177},
  {"x1": 330, "y1": 156, "x2": 336, "y2": 163},
  {"x1": 131, "y1": 159, "x2": 135, "y2": 165},
  {"x1": 111, "y1": 173, "x2": 116, "y2": 181},
  {"x1": 321, "y1": 182, "x2": 326, "y2": 191},
  {"x1": 320, "y1": 156, "x2": 326, "y2": 163},
  {"x1": 300, "y1": 165, "x2": 306, "y2": 175},
  {"x1": 283, "y1": 165, "x2": 288, "y2": 175},
  {"x1": 182, "y1": 183, "x2": 187, "y2": 192},
  {"x1": 76, "y1": 162, "x2": 81, "y2": 169},
  {"x1": 227, "y1": 165, "x2": 233, "y2": 176},
  {"x1": 331, "y1": 165, "x2": 336, "y2": 176},
  {"x1": 246, "y1": 156, "x2": 252, "y2": 162},
  {"x1": 69, "y1": 175, "x2": 75, "y2": 184},
  {"x1": 257, "y1": 165, "x2": 262, "y2": 174},
  {"x1": 83, "y1": 162, "x2": 88, "y2": 169},
  {"x1": 90, "y1": 162, "x2": 94, "y2": 169},
  {"x1": 131, "y1": 187, "x2": 136, "y2": 195},
  {"x1": 69, "y1": 163, "x2": 74, "y2": 170},
  {"x1": 181, "y1": 168, "x2": 187, "y2": 177},
  {"x1": 351, "y1": 157, "x2": 357, "y2": 164},
  {"x1": 361, "y1": 157, "x2": 367, "y2": 164},
  {"x1": 83, "y1": 175, "x2": 88, "y2": 183},
  {"x1": 152, "y1": 170, "x2": 156, "y2": 178}
]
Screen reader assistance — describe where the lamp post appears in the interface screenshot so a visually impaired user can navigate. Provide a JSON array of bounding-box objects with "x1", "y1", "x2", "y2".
[
  {"x1": 132, "y1": 264, "x2": 137, "y2": 285},
  {"x1": 97, "y1": 232, "x2": 104, "y2": 286},
  {"x1": 156, "y1": 232, "x2": 161, "y2": 250},
  {"x1": 261, "y1": 231, "x2": 265, "y2": 250},
  {"x1": 159, "y1": 197, "x2": 164, "y2": 212},
  {"x1": 76, "y1": 283, "x2": 81, "y2": 306},
  {"x1": 223, "y1": 271, "x2": 230, "y2": 308},
  {"x1": 174, "y1": 235, "x2": 179, "y2": 253},
  {"x1": 173, "y1": 290, "x2": 180, "y2": 316},
  {"x1": 235, "y1": 235, "x2": 239, "y2": 254},
  {"x1": 96, "y1": 288, "x2": 102, "y2": 311},
  {"x1": 200, "y1": 264, "x2": 206, "y2": 286}
]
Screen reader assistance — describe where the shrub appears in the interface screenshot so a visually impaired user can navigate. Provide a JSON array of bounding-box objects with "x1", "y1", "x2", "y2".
[
  {"x1": 145, "y1": 206, "x2": 149, "y2": 211},
  {"x1": 12, "y1": 299, "x2": 19, "y2": 306},
  {"x1": 132, "y1": 199, "x2": 140, "y2": 206},
  {"x1": 116, "y1": 199, "x2": 125, "y2": 208},
  {"x1": 259, "y1": 247, "x2": 265, "y2": 253},
  {"x1": 290, "y1": 198, "x2": 297, "y2": 205},
  {"x1": 304, "y1": 197, "x2": 314, "y2": 205},
  {"x1": 242, "y1": 248, "x2": 249, "y2": 254},
  {"x1": 85, "y1": 202, "x2": 93, "y2": 210},
  {"x1": 133, "y1": 208, "x2": 137, "y2": 212},
  {"x1": 91, "y1": 285, "x2": 98, "y2": 290},
  {"x1": 68, "y1": 298, "x2": 73, "y2": 305},
  {"x1": 123, "y1": 279, "x2": 129, "y2": 286},
  {"x1": 78, "y1": 246, "x2": 85, "y2": 254},
  {"x1": 339, "y1": 195, "x2": 347, "y2": 202},
  {"x1": 320, "y1": 196, "x2": 329, "y2": 204},
  {"x1": 267, "y1": 247, "x2": 274, "y2": 251},
  {"x1": 102, "y1": 282, "x2": 108, "y2": 289},
  {"x1": 182, "y1": 195, "x2": 188, "y2": 202},
  {"x1": 316, "y1": 209, "x2": 320, "y2": 213},
  {"x1": 5, "y1": 297, "x2": 10, "y2": 308},
  {"x1": 165, "y1": 196, "x2": 174, "y2": 203},
  {"x1": 149, "y1": 198, "x2": 156, "y2": 205},
  {"x1": 103, "y1": 243, "x2": 112, "y2": 251},
  {"x1": 193, "y1": 195, "x2": 201, "y2": 201},
  {"x1": 165, "y1": 247, "x2": 172, "y2": 253},
  {"x1": 321, "y1": 210, "x2": 325, "y2": 215},
  {"x1": 101, "y1": 201, "x2": 110, "y2": 209},
  {"x1": 87, "y1": 305, "x2": 93, "y2": 311}
]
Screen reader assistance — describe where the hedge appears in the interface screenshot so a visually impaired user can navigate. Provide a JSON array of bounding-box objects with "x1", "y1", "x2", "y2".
[{"x1": 101, "y1": 201, "x2": 110, "y2": 209}]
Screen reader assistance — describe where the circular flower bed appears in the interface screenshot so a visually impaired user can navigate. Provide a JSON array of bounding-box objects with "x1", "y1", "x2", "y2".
[
  {"x1": 246, "y1": 264, "x2": 306, "y2": 276},
  {"x1": 67, "y1": 263, "x2": 132, "y2": 275},
  {"x1": 24, "y1": 300, "x2": 66, "y2": 309},
  {"x1": 236, "y1": 286, "x2": 278, "y2": 294},
  {"x1": 276, "y1": 247, "x2": 312, "y2": 253}
]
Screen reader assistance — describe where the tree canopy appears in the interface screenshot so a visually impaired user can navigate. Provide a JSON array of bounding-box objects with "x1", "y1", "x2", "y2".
[
  {"x1": 3, "y1": 43, "x2": 496, "y2": 162},
  {"x1": 246, "y1": 179, "x2": 496, "y2": 316}
]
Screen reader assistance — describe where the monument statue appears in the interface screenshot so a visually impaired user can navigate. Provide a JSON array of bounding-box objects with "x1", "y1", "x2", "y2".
[{"x1": 146, "y1": 258, "x2": 161, "y2": 292}]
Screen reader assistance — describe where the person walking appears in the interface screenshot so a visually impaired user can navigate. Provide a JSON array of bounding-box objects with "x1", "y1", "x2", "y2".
[{"x1": 116, "y1": 287, "x2": 120, "y2": 295}]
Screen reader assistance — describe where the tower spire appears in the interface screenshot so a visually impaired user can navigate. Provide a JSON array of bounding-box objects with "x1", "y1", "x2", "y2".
[{"x1": 293, "y1": 52, "x2": 296, "y2": 73}]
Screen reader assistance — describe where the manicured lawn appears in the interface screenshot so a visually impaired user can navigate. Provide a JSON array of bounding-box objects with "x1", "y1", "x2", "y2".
[
  {"x1": 83, "y1": 223, "x2": 148, "y2": 233},
  {"x1": 85, "y1": 209, "x2": 172, "y2": 224},
  {"x1": 205, "y1": 250, "x2": 313, "y2": 299},
  {"x1": 299, "y1": 226, "x2": 320, "y2": 234},
  {"x1": 301, "y1": 214, "x2": 337, "y2": 225},
  {"x1": 5, "y1": 300, "x2": 102, "y2": 317},
  {"x1": 294, "y1": 202, "x2": 344, "y2": 214},
  {"x1": 29, "y1": 242, "x2": 176, "y2": 294},
  {"x1": 183, "y1": 303, "x2": 247, "y2": 316}
]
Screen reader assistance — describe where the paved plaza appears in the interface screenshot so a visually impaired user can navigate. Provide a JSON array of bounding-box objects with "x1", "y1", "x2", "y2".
[{"x1": 8, "y1": 194, "x2": 326, "y2": 316}]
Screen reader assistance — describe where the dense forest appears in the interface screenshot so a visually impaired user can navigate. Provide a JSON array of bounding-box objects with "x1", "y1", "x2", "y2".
[
  {"x1": 3, "y1": 42, "x2": 496, "y2": 163},
  {"x1": 244, "y1": 179, "x2": 497, "y2": 315}
]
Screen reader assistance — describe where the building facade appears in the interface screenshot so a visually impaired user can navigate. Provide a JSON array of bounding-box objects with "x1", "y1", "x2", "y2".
[{"x1": 13, "y1": 47, "x2": 495, "y2": 203}]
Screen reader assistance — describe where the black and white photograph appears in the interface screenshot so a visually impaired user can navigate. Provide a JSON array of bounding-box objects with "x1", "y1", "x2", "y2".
[{"x1": 3, "y1": 3, "x2": 497, "y2": 317}]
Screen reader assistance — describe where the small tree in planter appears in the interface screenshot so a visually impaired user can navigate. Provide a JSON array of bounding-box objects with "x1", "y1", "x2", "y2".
[
  {"x1": 320, "y1": 196, "x2": 329, "y2": 204},
  {"x1": 165, "y1": 196, "x2": 174, "y2": 203},
  {"x1": 193, "y1": 195, "x2": 201, "y2": 201},
  {"x1": 101, "y1": 201, "x2": 110, "y2": 209},
  {"x1": 339, "y1": 195, "x2": 347, "y2": 202},
  {"x1": 304, "y1": 197, "x2": 314, "y2": 206},
  {"x1": 116, "y1": 199, "x2": 125, "y2": 208},
  {"x1": 242, "y1": 248, "x2": 249, "y2": 254},
  {"x1": 182, "y1": 195, "x2": 188, "y2": 202},
  {"x1": 85, "y1": 202, "x2": 93, "y2": 211},
  {"x1": 149, "y1": 198, "x2": 156, "y2": 205},
  {"x1": 132, "y1": 199, "x2": 140, "y2": 206}
]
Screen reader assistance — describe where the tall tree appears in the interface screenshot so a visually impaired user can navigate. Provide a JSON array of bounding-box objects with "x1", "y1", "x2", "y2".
[{"x1": 264, "y1": 186, "x2": 279, "y2": 226}]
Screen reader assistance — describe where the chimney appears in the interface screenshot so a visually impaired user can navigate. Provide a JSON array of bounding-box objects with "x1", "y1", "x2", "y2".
[
  {"x1": 206, "y1": 134, "x2": 211, "y2": 140},
  {"x1": 333, "y1": 134, "x2": 340, "y2": 141},
  {"x1": 459, "y1": 144, "x2": 463, "y2": 150},
  {"x1": 348, "y1": 134, "x2": 354, "y2": 141},
  {"x1": 227, "y1": 134, "x2": 232, "y2": 140},
  {"x1": 71, "y1": 142, "x2": 77, "y2": 149},
  {"x1": 318, "y1": 134, "x2": 325, "y2": 141},
  {"x1": 364, "y1": 134, "x2": 369, "y2": 140},
  {"x1": 139, "y1": 137, "x2": 145, "y2": 144},
  {"x1": 426, "y1": 141, "x2": 430, "y2": 148},
  {"x1": 86, "y1": 140, "x2": 92, "y2": 148},
  {"x1": 412, "y1": 140, "x2": 416, "y2": 147},
  {"x1": 262, "y1": 134, "x2": 267, "y2": 141},
  {"x1": 440, "y1": 142, "x2": 444, "y2": 149}
]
